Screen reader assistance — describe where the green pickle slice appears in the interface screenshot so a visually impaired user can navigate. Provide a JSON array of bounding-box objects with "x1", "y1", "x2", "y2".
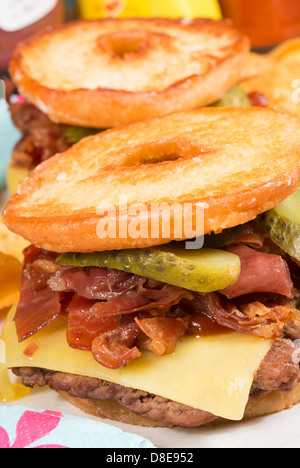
[
  {"x1": 212, "y1": 86, "x2": 251, "y2": 108},
  {"x1": 258, "y1": 188, "x2": 300, "y2": 261},
  {"x1": 62, "y1": 126, "x2": 100, "y2": 144},
  {"x1": 57, "y1": 244, "x2": 241, "y2": 293}
]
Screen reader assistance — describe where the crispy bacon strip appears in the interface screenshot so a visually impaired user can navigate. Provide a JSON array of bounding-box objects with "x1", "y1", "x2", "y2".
[
  {"x1": 240, "y1": 302, "x2": 296, "y2": 339},
  {"x1": 16, "y1": 244, "x2": 300, "y2": 369},
  {"x1": 247, "y1": 92, "x2": 269, "y2": 107},
  {"x1": 48, "y1": 267, "x2": 144, "y2": 300},
  {"x1": 23, "y1": 341, "x2": 39, "y2": 357},
  {"x1": 220, "y1": 244, "x2": 294, "y2": 299},
  {"x1": 232, "y1": 222, "x2": 265, "y2": 249},
  {"x1": 193, "y1": 292, "x2": 296, "y2": 340},
  {"x1": 15, "y1": 247, "x2": 62, "y2": 342},
  {"x1": 15, "y1": 277, "x2": 61, "y2": 342},
  {"x1": 49, "y1": 267, "x2": 192, "y2": 313},
  {"x1": 92, "y1": 322, "x2": 141, "y2": 369},
  {"x1": 66, "y1": 295, "x2": 119, "y2": 350},
  {"x1": 10, "y1": 102, "x2": 70, "y2": 170},
  {"x1": 89, "y1": 286, "x2": 191, "y2": 318},
  {"x1": 135, "y1": 316, "x2": 189, "y2": 355}
]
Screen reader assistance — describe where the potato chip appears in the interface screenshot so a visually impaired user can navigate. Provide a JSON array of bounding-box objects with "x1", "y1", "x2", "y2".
[
  {"x1": 241, "y1": 38, "x2": 300, "y2": 117},
  {"x1": 270, "y1": 37, "x2": 300, "y2": 65},
  {"x1": 241, "y1": 60, "x2": 300, "y2": 116},
  {"x1": 241, "y1": 52, "x2": 274, "y2": 81},
  {"x1": 0, "y1": 218, "x2": 29, "y2": 310},
  {"x1": 0, "y1": 218, "x2": 29, "y2": 263},
  {"x1": 0, "y1": 253, "x2": 23, "y2": 310}
]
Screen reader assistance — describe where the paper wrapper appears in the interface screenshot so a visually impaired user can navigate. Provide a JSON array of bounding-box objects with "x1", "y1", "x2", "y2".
[{"x1": 0, "y1": 406, "x2": 154, "y2": 448}]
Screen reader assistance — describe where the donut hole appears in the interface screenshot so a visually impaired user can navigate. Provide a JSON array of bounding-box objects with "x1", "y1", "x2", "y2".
[
  {"x1": 111, "y1": 37, "x2": 147, "y2": 59},
  {"x1": 99, "y1": 31, "x2": 150, "y2": 60},
  {"x1": 138, "y1": 152, "x2": 181, "y2": 165},
  {"x1": 125, "y1": 140, "x2": 207, "y2": 166}
]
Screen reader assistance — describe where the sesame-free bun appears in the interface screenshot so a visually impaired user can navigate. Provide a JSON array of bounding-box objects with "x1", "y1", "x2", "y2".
[
  {"x1": 10, "y1": 18, "x2": 249, "y2": 128},
  {"x1": 4, "y1": 107, "x2": 300, "y2": 253}
]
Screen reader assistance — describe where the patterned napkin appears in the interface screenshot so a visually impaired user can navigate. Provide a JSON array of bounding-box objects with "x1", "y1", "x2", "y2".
[{"x1": 0, "y1": 406, "x2": 154, "y2": 448}]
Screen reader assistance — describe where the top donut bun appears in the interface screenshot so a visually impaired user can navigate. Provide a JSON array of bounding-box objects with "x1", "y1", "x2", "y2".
[
  {"x1": 10, "y1": 18, "x2": 249, "y2": 128},
  {"x1": 4, "y1": 107, "x2": 300, "y2": 253}
]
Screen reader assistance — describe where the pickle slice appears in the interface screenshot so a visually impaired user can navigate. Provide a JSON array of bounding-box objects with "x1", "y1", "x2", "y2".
[
  {"x1": 63, "y1": 126, "x2": 100, "y2": 144},
  {"x1": 258, "y1": 189, "x2": 300, "y2": 261},
  {"x1": 57, "y1": 245, "x2": 241, "y2": 293},
  {"x1": 212, "y1": 85, "x2": 251, "y2": 108}
]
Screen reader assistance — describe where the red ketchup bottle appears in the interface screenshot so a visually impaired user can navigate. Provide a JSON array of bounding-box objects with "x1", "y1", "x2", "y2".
[
  {"x1": 219, "y1": 0, "x2": 300, "y2": 49},
  {"x1": 0, "y1": 0, "x2": 64, "y2": 71}
]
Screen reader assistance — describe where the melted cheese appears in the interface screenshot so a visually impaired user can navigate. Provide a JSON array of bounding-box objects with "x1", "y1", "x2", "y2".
[
  {"x1": 6, "y1": 164, "x2": 29, "y2": 195},
  {"x1": 0, "y1": 305, "x2": 273, "y2": 420}
]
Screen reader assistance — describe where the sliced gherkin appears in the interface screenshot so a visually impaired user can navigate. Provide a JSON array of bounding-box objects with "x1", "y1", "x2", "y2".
[
  {"x1": 204, "y1": 225, "x2": 244, "y2": 249},
  {"x1": 63, "y1": 126, "x2": 100, "y2": 144},
  {"x1": 212, "y1": 85, "x2": 251, "y2": 108},
  {"x1": 258, "y1": 189, "x2": 300, "y2": 261},
  {"x1": 57, "y1": 244, "x2": 241, "y2": 293}
]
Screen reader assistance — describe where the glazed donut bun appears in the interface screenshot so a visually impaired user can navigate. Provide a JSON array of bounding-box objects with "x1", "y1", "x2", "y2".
[
  {"x1": 10, "y1": 18, "x2": 249, "y2": 128},
  {"x1": 4, "y1": 107, "x2": 300, "y2": 253}
]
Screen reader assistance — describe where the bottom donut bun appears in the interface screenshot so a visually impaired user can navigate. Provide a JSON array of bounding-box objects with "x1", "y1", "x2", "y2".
[
  {"x1": 244, "y1": 383, "x2": 300, "y2": 421},
  {"x1": 58, "y1": 391, "x2": 165, "y2": 427},
  {"x1": 58, "y1": 383, "x2": 300, "y2": 428}
]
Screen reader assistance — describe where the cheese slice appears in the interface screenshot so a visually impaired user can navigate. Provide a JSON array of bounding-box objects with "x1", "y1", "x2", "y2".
[
  {"x1": 1, "y1": 304, "x2": 273, "y2": 421},
  {"x1": 6, "y1": 164, "x2": 29, "y2": 195}
]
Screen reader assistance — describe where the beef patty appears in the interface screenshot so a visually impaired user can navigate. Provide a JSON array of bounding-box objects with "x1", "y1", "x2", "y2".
[{"x1": 13, "y1": 338, "x2": 300, "y2": 427}]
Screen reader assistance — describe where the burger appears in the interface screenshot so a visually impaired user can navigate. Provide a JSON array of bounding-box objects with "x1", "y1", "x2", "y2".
[
  {"x1": 2, "y1": 106, "x2": 300, "y2": 428},
  {"x1": 6, "y1": 17, "x2": 250, "y2": 193}
]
